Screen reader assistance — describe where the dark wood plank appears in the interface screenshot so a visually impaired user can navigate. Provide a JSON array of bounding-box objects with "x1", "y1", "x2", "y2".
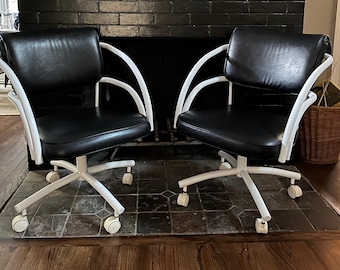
[
  {"x1": 1, "y1": 233, "x2": 340, "y2": 269},
  {"x1": 0, "y1": 115, "x2": 28, "y2": 208}
]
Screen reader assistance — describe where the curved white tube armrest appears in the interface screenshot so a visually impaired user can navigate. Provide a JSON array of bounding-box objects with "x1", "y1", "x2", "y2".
[
  {"x1": 0, "y1": 58, "x2": 43, "y2": 165},
  {"x1": 182, "y1": 76, "x2": 229, "y2": 112},
  {"x1": 173, "y1": 43, "x2": 229, "y2": 127},
  {"x1": 98, "y1": 77, "x2": 147, "y2": 116},
  {"x1": 279, "y1": 53, "x2": 333, "y2": 163},
  {"x1": 100, "y1": 42, "x2": 154, "y2": 131}
]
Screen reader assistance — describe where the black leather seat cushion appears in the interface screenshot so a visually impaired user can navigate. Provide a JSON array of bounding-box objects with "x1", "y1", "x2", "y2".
[
  {"x1": 37, "y1": 108, "x2": 150, "y2": 159},
  {"x1": 177, "y1": 106, "x2": 287, "y2": 159}
]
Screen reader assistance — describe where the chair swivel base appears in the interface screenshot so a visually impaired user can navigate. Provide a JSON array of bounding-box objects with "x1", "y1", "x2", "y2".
[
  {"x1": 177, "y1": 153, "x2": 302, "y2": 234},
  {"x1": 12, "y1": 155, "x2": 135, "y2": 234}
]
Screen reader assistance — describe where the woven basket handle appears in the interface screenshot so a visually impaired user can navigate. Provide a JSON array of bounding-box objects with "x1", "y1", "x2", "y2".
[{"x1": 317, "y1": 80, "x2": 330, "y2": 107}]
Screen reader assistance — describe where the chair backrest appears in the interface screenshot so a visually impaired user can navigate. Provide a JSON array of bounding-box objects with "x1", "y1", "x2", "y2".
[
  {"x1": 224, "y1": 27, "x2": 331, "y2": 93},
  {"x1": 0, "y1": 27, "x2": 103, "y2": 93}
]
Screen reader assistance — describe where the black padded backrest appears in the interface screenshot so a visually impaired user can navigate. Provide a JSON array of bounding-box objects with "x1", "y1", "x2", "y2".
[
  {"x1": 0, "y1": 28, "x2": 103, "y2": 93},
  {"x1": 224, "y1": 27, "x2": 331, "y2": 92}
]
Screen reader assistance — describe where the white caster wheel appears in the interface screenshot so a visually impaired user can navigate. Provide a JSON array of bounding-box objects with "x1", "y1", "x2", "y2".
[
  {"x1": 12, "y1": 215, "x2": 29, "y2": 233},
  {"x1": 219, "y1": 162, "x2": 232, "y2": 170},
  {"x1": 122, "y1": 173, "x2": 133, "y2": 185},
  {"x1": 255, "y1": 218, "x2": 268, "y2": 234},
  {"x1": 46, "y1": 171, "x2": 60, "y2": 183},
  {"x1": 288, "y1": 185, "x2": 303, "y2": 199},
  {"x1": 104, "y1": 216, "x2": 121, "y2": 234},
  {"x1": 177, "y1": 193, "x2": 189, "y2": 207}
]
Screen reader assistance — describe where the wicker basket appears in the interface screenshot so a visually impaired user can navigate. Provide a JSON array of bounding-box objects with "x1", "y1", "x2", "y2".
[{"x1": 297, "y1": 105, "x2": 340, "y2": 164}]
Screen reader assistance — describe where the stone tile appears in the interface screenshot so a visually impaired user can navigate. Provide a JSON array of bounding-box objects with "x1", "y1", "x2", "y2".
[
  {"x1": 21, "y1": 171, "x2": 47, "y2": 182},
  {"x1": 24, "y1": 215, "x2": 68, "y2": 237},
  {"x1": 252, "y1": 174, "x2": 286, "y2": 191},
  {"x1": 198, "y1": 178, "x2": 227, "y2": 193},
  {"x1": 206, "y1": 208, "x2": 244, "y2": 234},
  {"x1": 13, "y1": 181, "x2": 49, "y2": 198},
  {"x1": 113, "y1": 195, "x2": 137, "y2": 213},
  {"x1": 270, "y1": 210, "x2": 314, "y2": 232},
  {"x1": 138, "y1": 194, "x2": 169, "y2": 212},
  {"x1": 303, "y1": 208, "x2": 340, "y2": 230},
  {"x1": 36, "y1": 195, "x2": 75, "y2": 215},
  {"x1": 239, "y1": 210, "x2": 280, "y2": 233},
  {"x1": 63, "y1": 215, "x2": 101, "y2": 236},
  {"x1": 171, "y1": 211, "x2": 207, "y2": 234},
  {"x1": 190, "y1": 159, "x2": 220, "y2": 174},
  {"x1": 295, "y1": 191, "x2": 330, "y2": 210},
  {"x1": 165, "y1": 160, "x2": 193, "y2": 180},
  {"x1": 169, "y1": 193, "x2": 203, "y2": 212},
  {"x1": 229, "y1": 193, "x2": 257, "y2": 210},
  {"x1": 103, "y1": 177, "x2": 138, "y2": 195},
  {"x1": 77, "y1": 181, "x2": 100, "y2": 196},
  {"x1": 200, "y1": 193, "x2": 233, "y2": 211},
  {"x1": 262, "y1": 191, "x2": 299, "y2": 210},
  {"x1": 137, "y1": 160, "x2": 165, "y2": 180},
  {"x1": 71, "y1": 195, "x2": 105, "y2": 215},
  {"x1": 223, "y1": 176, "x2": 248, "y2": 192},
  {"x1": 1, "y1": 196, "x2": 40, "y2": 217},
  {"x1": 137, "y1": 212, "x2": 171, "y2": 234},
  {"x1": 138, "y1": 179, "x2": 167, "y2": 194}
]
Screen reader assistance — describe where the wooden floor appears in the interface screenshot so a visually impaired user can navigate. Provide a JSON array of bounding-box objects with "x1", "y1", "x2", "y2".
[{"x1": 1, "y1": 115, "x2": 340, "y2": 269}]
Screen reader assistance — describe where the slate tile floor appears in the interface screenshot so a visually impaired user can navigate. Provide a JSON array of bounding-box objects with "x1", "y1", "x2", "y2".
[{"x1": 1, "y1": 145, "x2": 340, "y2": 238}]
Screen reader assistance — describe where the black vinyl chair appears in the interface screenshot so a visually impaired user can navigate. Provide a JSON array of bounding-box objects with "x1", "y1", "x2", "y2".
[
  {"x1": 173, "y1": 27, "x2": 333, "y2": 234},
  {"x1": 0, "y1": 28, "x2": 154, "y2": 234}
]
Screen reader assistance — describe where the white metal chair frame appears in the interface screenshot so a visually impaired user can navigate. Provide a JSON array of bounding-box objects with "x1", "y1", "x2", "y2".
[{"x1": 173, "y1": 43, "x2": 333, "y2": 234}]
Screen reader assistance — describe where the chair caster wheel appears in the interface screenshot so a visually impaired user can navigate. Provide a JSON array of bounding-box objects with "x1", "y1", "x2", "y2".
[
  {"x1": 12, "y1": 215, "x2": 29, "y2": 233},
  {"x1": 255, "y1": 218, "x2": 268, "y2": 234},
  {"x1": 122, "y1": 173, "x2": 133, "y2": 185},
  {"x1": 177, "y1": 193, "x2": 189, "y2": 207},
  {"x1": 288, "y1": 185, "x2": 303, "y2": 199},
  {"x1": 219, "y1": 162, "x2": 232, "y2": 170},
  {"x1": 104, "y1": 216, "x2": 121, "y2": 234},
  {"x1": 46, "y1": 171, "x2": 60, "y2": 183}
]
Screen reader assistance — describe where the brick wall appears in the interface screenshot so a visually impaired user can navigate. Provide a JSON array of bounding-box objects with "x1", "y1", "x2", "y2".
[{"x1": 18, "y1": 0, "x2": 305, "y2": 37}]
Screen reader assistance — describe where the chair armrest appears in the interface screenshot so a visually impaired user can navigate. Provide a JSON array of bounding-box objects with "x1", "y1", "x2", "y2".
[
  {"x1": 279, "y1": 53, "x2": 333, "y2": 163},
  {"x1": 96, "y1": 77, "x2": 147, "y2": 117},
  {"x1": 0, "y1": 58, "x2": 43, "y2": 165},
  {"x1": 100, "y1": 42, "x2": 154, "y2": 131},
  {"x1": 174, "y1": 44, "x2": 229, "y2": 128}
]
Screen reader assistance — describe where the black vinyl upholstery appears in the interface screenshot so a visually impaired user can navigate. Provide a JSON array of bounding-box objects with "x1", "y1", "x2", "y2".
[
  {"x1": 37, "y1": 108, "x2": 150, "y2": 159},
  {"x1": 0, "y1": 28, "x2": 103, "y2": 93},
  {"x1": 178, "y1": 106, "x2": 287, "y2": 159},
  {"x1": 177, "y1": 27, "x2": 331, "y2": 160},
  {"x1": 224, "y1": 27, "x2": 331, "y2": 92}
]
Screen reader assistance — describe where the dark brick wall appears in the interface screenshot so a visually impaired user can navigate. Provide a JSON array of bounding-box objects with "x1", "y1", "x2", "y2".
[{"x1": 18, "y1": 0, "x2": 305, "y2": 37}]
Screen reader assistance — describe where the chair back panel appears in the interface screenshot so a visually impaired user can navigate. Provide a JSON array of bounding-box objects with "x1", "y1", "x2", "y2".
[
  {"x1": 224, "y1": 27, "x2": 331, "y2": 92},
  {"x1": 0, "y1": 28, "x2": 103, "y2": 93}
]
